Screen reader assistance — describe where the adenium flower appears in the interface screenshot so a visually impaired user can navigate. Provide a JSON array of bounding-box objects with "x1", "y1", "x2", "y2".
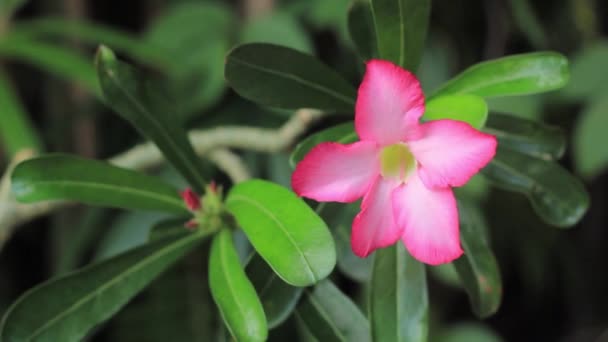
[{"x1": 291, "y1": 60, "x2": 497, "y2": 265}]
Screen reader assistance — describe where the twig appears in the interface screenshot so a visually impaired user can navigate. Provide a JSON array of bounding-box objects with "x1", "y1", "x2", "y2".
[{"x1": 0, "y1": 109, "x2": 323, "y2": 248}]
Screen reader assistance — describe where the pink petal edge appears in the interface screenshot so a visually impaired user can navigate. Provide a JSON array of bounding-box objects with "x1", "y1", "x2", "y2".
[
  {"x1": 407, "y1": 119, "x2": 497, "y2": 189},
  {"x1": 355, "y1": 60, "x2": 425, "y2": 146},
  {"x1": 392, "y1": 172, "x2": 463, "y2": 265},
  {"x1": 292, "y1": 141, "x2": 379, "y2": 203}
]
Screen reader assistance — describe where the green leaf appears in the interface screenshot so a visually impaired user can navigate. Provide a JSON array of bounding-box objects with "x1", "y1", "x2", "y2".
[
  {"x1": 290, "y1": 122, "x2": 358, "y2": 168},
  {"x1": 0, "y1": 0, "x2": 26, "y2": 18},
  {"x1": 482, "y1": 147, "x2": 589, "y2": 227},
  {"x1": 484, "y1": 112, "x2": 565, "y2": 160},
  {"x1": 95, "y1": 46, "x2": 207, "y2": 192},
  {"x1": 348, "y1": 0, "x2": 377, "y2": 60},
  {"x1": 245, "y1": 253, "x2": 303, "y2": 329},
  {"x1": 423, "y1": 94, "x2": 488, "y2": 129},
  {"x1": 436, "y1": 323, "x2": 504, "y2": 342},
  {"x1": 430, "y1": 52, "x2": 569, "y2": 99},
  {"x1": 226, "y1": 179, "x2": 336, "y2": 286},
  {"x1": 0, "y1": 34, "x2": 98, "y2": 93},
  {"x1": 209, "y1": 229, "x2": 268, "y2": 342},
  {"x1": 240, "y1": 11, "x2": 313, "y2": 54},
  {"x1": 369, "y1": 244, "x2": 428, "y2": 342},
  {"x1": 0, "y1": 69, "x2": 43, "y2": 156},
  {"x1": 370, "y1": 0, "x2": 431, "y2": 70},
  {"x1": 296, "y1": 280, "x2": 371, "y2": 342},
  {"x1": 0, "y1": 230, "x2": 209, "y2": 341},
  {"x1": 225, "y1": 43, "x2": 356, "y2": 112},
  {"x1": 148, "y1": 217, "x2": 189, "y2": 242},
  {"x1": 453, "y1": 200, "x2": 502, "y2": 318},
  {"x1": 574, "y1": 95, "x2": 608, "y2": 179},
  {"x1": 560, "y1": 41, "x2": 608, "y2": 102},
  {"x1": 11, "y1": 154, "x2": 188, "y2": 214}
]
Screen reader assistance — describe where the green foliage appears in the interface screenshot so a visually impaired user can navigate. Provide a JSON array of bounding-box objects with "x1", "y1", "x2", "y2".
[
  {"x1": 225, "y1": 179, "x2": 336, "y2": 286},
  {"x1": 561, "y1": 41, "x2": 608, "y2": 102},
  {"x1": 0, "y1": 230, "x2": 209, "y2": 341},
  {"x1": 209, "y1": 230, "x2": 268, "y2": 342},
  {"x1": 348, "y1": 0, "x2": 377, "y2": 60},
  {"x1": 370, "y1": 244, "x2": 428, "y2": 342},
  {"x1": 11, "y1": 154, "x2": 188, "y2": 214},
  {"x1": 574, "y1": 95, "x2": 608, "y2": 179},
  {"x1": 240, "y1": 11, "x2": 313, "y2": 53},
  {"x1": 423, "y1": 94, "x2": 488, "y2": 129},
  {"x1": 225, "y1": 43, "x2": 356, "y2": 112}
]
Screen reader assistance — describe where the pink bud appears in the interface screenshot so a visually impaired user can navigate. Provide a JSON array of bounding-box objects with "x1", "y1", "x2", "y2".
[
  {"x1": 181, "y1": 188, "x2": 201, "y2": 211},
  {"x1": 184, "y1": 219, "x2": 198, "y2": 230}
]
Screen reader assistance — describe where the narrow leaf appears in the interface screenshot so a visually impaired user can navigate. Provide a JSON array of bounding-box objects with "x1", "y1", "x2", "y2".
[
  {"x1": 226, "y1": 179, "x2": 336, "y2": 286},
  {"x1": 453, "y1": 200, "x2": 502, "y2": 318},
  {"x1": 225, "y1": 43, "x2": 356, "y2": 112},
  {"x1": 0, "y1": 230, "x2": 208, "y2": 341},
  {"x1": 370, "y1": 244, "x2": 428, "y2": 342},
  {"x1": 245, "y1": 253, "x2": 303, "y2": 329},
  {"x1": 431, "y1": 52, "x2": 569, "y2": 99},
  {"x1": 423, "y1": 94, "x2": 488, "y2": 129},
  {"x1": 573, "y1": 95, "x2": 608, "y2": 179},
  {"x1": 370, "y1": 0, "x2": 431, "y2": 70},
  {"x1": 482, "y1": 147, "x2": 589, "y2": 228},
  {"x1": 95, "y1": 46, "x2": 207, "y2": 192},
  {"x1": 11, "y1": 154, "x2": 188, "y2": 215},
  {"x1": 290, "y1": 122, "x2": 358, "y2": 168},
  {"x1": 209, "y1": 230, "x2": 268, "y2": 342},
  {"x1": 484, "y1": 112, "x2": 565, "y2": 160},
  {"x1": 0, "y1": 69, "x2": 43, "y2": 156},
  {"x1": 348, "y1": 0, "x2": 377, "y2": 60},
  {"x1": 297, "y1": 280, "x2": 371, "y2": 342}
]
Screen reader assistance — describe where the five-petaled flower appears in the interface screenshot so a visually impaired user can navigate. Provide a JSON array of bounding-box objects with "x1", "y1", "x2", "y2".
[{"x1": 291, "y1": 60, "x2": 497, "y2": 265}]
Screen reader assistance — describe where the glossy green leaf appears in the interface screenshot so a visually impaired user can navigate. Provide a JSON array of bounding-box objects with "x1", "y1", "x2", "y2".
[
  {"x1": 574, "y1": 95, "x2": 608, "y2": 179},
  {"x1": 240, "y1": 11, "x2": 313, "y2": 53},
  {"x1": 482, "y1": 147, "x2": 589, "y2": 227},
  {"x1": 370, "y1": 244, "x2": 428, "y2": 342},
  {"x1": 0, "y1": 34, "x2": 98, "y2": 93},
  {"x1": 225, "y1": 43, "x2": 356, "y2": 112},
  {"x1": 209, "y1": 230, "x2": 267, "y2": 342},
  {"x1": 348, "y1": 0, "x2": 377, "y2": 60},
  {"x1": 484, "y1": 112, "x2": 565, "y2": 160},
  {"x1": 0, "y1": 230, "x2": 208, "y2": 341},
  {"x1": 297, "y1": 280, "x2": 370, "y2": 342},
  {"x1": 370, "y1": 0, "x2": 431, "y2": 70},
  {"x1": 11, "y1": 154, "x2": 188, "y2": 214},
  {"x1": 226, "y1": 179, "x2": 336, "y2": 286},
  {"x1": 453, "y1": 200, "x2": 502, "y2": 318},
  {"x1": 0, "y1": 69, "x2": 42, "y2": 156},
  {"x1": 423, "y1": 94, "x2": 488, "y2": 129},
  {"x1": 95, "y1": 46, "x2": 207, "y2": 192},
  {"x1": 245, "y1": 253, "x2": 303, "y2": 329},
  {"x1": 431, "y1": 52, "x2": 569, "y2": 99},
  {"x1": 290, "y1": 122, "x2": 358, "y2": 168}
]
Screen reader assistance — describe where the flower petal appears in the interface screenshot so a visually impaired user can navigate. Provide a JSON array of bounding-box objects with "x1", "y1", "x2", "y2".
[
  {"x1": 392, "y1": 173, "x2": 463, "y2": 265},
  {"x1": 407, "y1": 120, "x2": 497, "y2": 188},
  {"x1": 351, "y1": 176, "x2": 401, "y2": 257},
  {"x1": 355, "y1": 59, "x2": 425, "y2": 145},
  {"x1": 292, "y1": 141, "x2": 379, "y2": 202}
]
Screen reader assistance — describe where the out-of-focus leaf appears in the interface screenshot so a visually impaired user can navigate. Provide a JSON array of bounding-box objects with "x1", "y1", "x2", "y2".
[
  {"x1": 0, "y1": 34, "x2": 98, "y2": 93},
  {"x1": 246, "y1": 253, "x2": 303, "y2": 329},
  {"x1": 267, "y1": 153, "x2": 292, "y2": 188},
  {"x1": 430, "y1": 263, "x2": 461, "y2": 288},
  {"x1": 484, "y1": 112, "x2": 565, "y2": 160},
  {"x1": 431, "y1": 52, "x2": 569, "y2": 99},
  {"x1": 290, "y1": 122, "x2": 358, "y2": 168},
  {"x1": 297, "y1": 280, "x2": 371, "y2": 342},
  {"x1": 145, "y1": 2, "x2": 234, "y2": 116},
  {"x1": 418, "y1": 37, "x2": 454, "y2": 93},
  {"x1": 148, "y1": 217, "x2": 189, "y2": 242},
  {"x1": 423, "y1": 94, "x2": 488, "y2": 129},
  {"x1": 0, "y1": 230, "x2": 209, "y2": 341},
  {"x1": 0, "y1": 0, "x2": 26, "y2": 18},
  {"x1": 453, "y1": 200, "x2": 502, "y2": 318},
  {"x1": 561, "y1": 41, "x2": 608, "y2": 101},
  {"x1": 482, "y1": 147, "x2": 589, "y2": 228},
  {"x1": 11, "y1": 154, "x2": 188, "y2": 214},
  {"x1": 574, "y1": 95, "x2": 608, "y2": 179},
  {"x1": 225, "y1": 43, "x2": 356, "y2": 112},
  {"x1": 240, "y1": 11, "x2": 312, "y2": 53},
  {"x1": 0, "y1": 69, "x2": 42, "y2": 156},
  {"x1": 509, "y1": 0, "x2": 547, "y2": 49},
  {"x1": 436, "y1": 323, "x2": 504, "y2": 342},
  {"x1": 369, "y1": 244, "x2": 428, "y2": 342},
  {"x1": 485, "y1": 95, "x2": 542, "y2": 120},
  {"x1": 95, "y1": 46, "x2": 208, "y2": 192},
  {"x1": 370, "y1": 0, "x2": 431, "y2": 70},
  {"x1": 209, "y1": 229, "x2": 267, "y2": 342},
  {"x1": 348, "y1": 0, "x2": 377, "y2": 60},
  {"x1": 226, "y1": 179, "x2": 336, "y2": 286}
]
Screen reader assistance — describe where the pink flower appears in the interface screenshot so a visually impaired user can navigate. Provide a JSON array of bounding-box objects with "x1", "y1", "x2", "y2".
[{"x1": 291, "y1": 60, "x2": 497, "y2": 265}]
